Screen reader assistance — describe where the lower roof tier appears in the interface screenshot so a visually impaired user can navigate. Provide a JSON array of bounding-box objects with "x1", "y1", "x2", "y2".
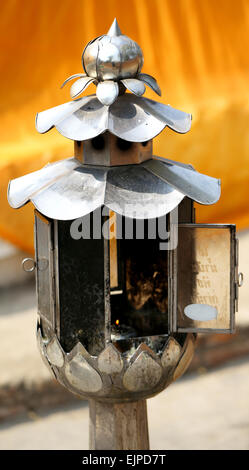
[{"x1": 8, "y1": 156, "x2": 221, "y2": 220}]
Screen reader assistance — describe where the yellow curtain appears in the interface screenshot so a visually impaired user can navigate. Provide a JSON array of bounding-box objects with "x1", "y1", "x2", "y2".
[{"x1": 1, "y1": 0, "x2": 249, "y2": 253}]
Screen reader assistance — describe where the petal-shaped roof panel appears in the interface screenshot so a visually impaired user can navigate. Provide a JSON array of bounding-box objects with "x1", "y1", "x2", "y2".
[
  {"x1": 140, "y1": 99, "x2": 192, "y2": 134},
  {"x1": 108, "y1": 95, "x2": 166, "y2": 142},
  {"x1": 35, "y1": 94, "x2": 192, "y2": 142},
  {"x1": 36, "y1": 97, "x2": 91, "y2": 134},
  {"x1": 105, "y1": 165, "x2": 184, "y2": 219},
  {"x1": 7, "y1": 159, "x2": 79, "y2": 208},
  {"x1": 143, "y1": 157, "x2": 221, "y2": 205},
  {"x1": 56, "y1": 98, "x2": 108, "y2": 141},
  {"x1": 8, "y1": 157, "x2": 220, "y2": 220},
  {"x1": 32, "y1": 166, "x2": 107, "y2": 220}
]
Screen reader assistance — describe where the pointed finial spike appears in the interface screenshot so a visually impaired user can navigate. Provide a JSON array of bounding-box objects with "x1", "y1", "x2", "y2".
[{"x1": 107, "y1": 18, "x2": 122, "y2": 37}]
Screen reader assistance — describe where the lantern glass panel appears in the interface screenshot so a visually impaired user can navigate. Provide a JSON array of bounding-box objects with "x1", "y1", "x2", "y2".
[
  {"x1": 55, "y1": 215, "x2": 106, "y2": 355},
  {"x1": 171, "y1": 224, "x2": 236, "y2": 333}
]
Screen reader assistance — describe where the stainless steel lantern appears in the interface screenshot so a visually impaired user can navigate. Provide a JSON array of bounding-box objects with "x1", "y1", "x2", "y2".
[{"x1": 7, "y1": 19, "x2": 242, "y2": 450}]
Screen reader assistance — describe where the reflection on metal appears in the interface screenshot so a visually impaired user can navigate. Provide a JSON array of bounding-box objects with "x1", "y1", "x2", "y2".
[
  {"x1": 59, "y1": 18, "x2": 148, "y2": 106},
  {"x1": 9, "y1": 159, "x2": 106, "y2": 220},
  {"x1": 96, "y1": 81, "x2": 119, "y2": 106},
  {"x1": 37, "y1": 325, "x2": 49, "y2": 349},
  {"x1": 58, "y1": 18, "x2": 172, "y2": 112},
  {"x1": 184, "y1": 304, "x2": 218, "y2": 321},
  {"x1": 22, "y1": 257, "x2": 36, "y2": 272},
  {"x1": 238, "y1": 272, "x2": 244, "y2": 288},
  {"x1": 36, "y1": 323, "x2": 195, "y2": 401},
  {"x1": 7, "y1": 158, "x2": 79, "y2": 208},
  {"x1": 97, "y1": 343, "x2": 123, "y2": 374},
  {"x1": 35, "y1": 213, "x2": 55, "y2": 333},
  {"x1": 137, "y1": 99, "x2": 192, "y2": 134},
  {"x1": 105, "y1": 164, "x2": 184, "y2": 220},
  {"x1": 143, "y1": 158, "x2": 221, "y2": 205},
  {"x1": 161, "y1": 337, "x2": 182, "y2": 369},
  {"x1": 123, "y1": 351, "x2": 162, "y2": 392},
  {"x1": 137, "y1": 73, "x2": 161, "y2": 96},
  {"x1": 8, "y1": 154, "x2": 221, "y2": 221},
  {"x1": 114, "y1": 335, "x2": 167, "y2": 359},
  {"x1": 65, "y1": 352, "x2": 103, "y2": 393},
  {"x1": 35, "y1": 94, "x2": 192, "y2": 142},
  {"x1": 46, "y1": 337, "x2": 64, "y2": 368},
  {"x1": 121, "y1": 79, "x2": 146, "y2": 96},
  {"x1": 36, "y1": 326, "x2": 56, "y2": 379},
  {"x1": 107, "y1": 17, "x2": 122, "y2": 37},
  {"x1": 173, "y1": 334, "x2": 195, "y2": 381},
  {"x1": 108, "y1": 95, "x2": 166, "y2": 142},
  {"x1": 82, "y1": 19, "x2": 143, "y2": 82},
  {"x1": 8, "y1": 156, "x2": 220, "y2": 221},
  {"x1": 70, "y1": 77, "x2": 95, "y2": 99},
  {"x1": 68, "y1": 342, "x2": 91, "y2": 362},
  {"x1": 128, "y1": 342, "x2": 157, "y2": 363},
  {"x1": 35, "y1": 96, "x2": 97, "y2": 135},
  {"x1": 61, "y1": 73, "x2": 86, "y2": 89}
]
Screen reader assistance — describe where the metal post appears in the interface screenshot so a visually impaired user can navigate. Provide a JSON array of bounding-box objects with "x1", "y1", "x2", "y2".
[{"x1": 89, "y1": 399, "x2": 150, "y2": 450}]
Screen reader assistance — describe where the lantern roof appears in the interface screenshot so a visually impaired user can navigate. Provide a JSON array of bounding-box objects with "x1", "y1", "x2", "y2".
[
  {"x1": 8, "y1": 156, "x2": 221, "y2": 220},
  {"x1": 35, "y1": 19, "x2": 192, "y2": 142},
  {"x1": 8, "y1": 19, "x2": 221, "y2": 219}
]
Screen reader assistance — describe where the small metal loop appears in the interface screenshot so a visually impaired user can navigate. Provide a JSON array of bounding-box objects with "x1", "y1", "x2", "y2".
[
  {"x1": 22, "y1": 258, "x2": 36, "y2": 272},
  {"x1": 238, "y1": 272, "x2": 244, "y2": 288}
]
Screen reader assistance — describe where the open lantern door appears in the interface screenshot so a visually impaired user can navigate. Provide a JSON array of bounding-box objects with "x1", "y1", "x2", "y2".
[{"x1": 169, "y1": 224, "x2": 239, "y2": 334}]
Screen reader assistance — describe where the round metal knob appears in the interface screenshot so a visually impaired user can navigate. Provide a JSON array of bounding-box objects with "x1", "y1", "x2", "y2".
[
  {"x1": 22, "y1": 258, "x2": 36, "y2": 272},
  {"x1": 82, "y1": 35, "x2": 143, "y2": 81}
]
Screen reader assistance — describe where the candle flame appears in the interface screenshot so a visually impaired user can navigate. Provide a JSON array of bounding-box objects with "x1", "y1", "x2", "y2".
[{"x1": 115, "y1": 319, "x2": 120, "y2": 326}]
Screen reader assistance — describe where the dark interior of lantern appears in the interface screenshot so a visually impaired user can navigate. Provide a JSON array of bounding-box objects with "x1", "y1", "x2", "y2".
[
  {"x1": 90, "y1": 134, "x2": 147, "y2": 152},
  {"x1": 110, "y1": 216, "x2": 169, "y2": 353}
]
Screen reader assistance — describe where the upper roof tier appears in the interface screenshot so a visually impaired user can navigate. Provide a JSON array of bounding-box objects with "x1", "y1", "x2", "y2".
[{"x1": 35, "y1": 19, "x2": 192, "y2": 143}]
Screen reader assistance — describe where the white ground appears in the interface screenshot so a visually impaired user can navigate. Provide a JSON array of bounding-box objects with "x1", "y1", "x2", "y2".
[{"x1": 0, "y1": 358, "x2": 249, "y2": 450}]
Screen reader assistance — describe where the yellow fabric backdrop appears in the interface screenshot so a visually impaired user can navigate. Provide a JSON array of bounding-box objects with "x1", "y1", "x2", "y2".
[{"x1": 0, "y1": 0, "x2": 249, "y2": 252}]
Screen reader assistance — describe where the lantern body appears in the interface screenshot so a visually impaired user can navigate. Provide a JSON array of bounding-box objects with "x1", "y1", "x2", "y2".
[
  {"x1": 34, "y1": 176, "x2": 239, "y2": 402},
  {"x1": 35, "y1": 197, "x2": 196, "y2": 402}
]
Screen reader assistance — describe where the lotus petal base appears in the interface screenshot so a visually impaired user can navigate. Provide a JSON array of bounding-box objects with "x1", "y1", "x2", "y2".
[{"x1": 37, "y1": 322, "x2": 196, "y2": 402}]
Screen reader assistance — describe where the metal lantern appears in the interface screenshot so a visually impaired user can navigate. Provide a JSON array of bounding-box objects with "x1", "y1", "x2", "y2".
[{"x1": 8, "y1": 19, "x2": 241, "y2": 450}]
